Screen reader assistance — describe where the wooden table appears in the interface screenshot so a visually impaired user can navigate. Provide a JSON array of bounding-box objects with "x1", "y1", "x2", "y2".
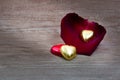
[{"x1": 0, "y1": 0, "x2": 120, "y2": 80}]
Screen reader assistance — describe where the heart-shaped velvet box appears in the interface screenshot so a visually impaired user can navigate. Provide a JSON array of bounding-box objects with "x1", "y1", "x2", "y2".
[{"x1": 61, "y1": 13, "x2": 106, "y2": 56}]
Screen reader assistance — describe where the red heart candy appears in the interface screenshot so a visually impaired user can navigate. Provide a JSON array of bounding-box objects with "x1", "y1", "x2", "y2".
[
  {"x1": 61, "y1": 13, "x2": 106, "y2": 56},
  {"x1": 50, "y1": 44, "x2": 64, "y2": 57}
]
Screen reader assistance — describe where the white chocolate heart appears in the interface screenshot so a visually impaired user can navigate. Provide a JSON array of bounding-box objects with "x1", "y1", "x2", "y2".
[
  {"x1": 60, "y1": 45, "x2": 76, "y2": 60},
  {"x1": 82, "y1": 30, "x2": 94, "y2": 42}
]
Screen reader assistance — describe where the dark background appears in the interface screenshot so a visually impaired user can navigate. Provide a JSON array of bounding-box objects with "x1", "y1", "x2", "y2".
[{"x1": 0, "y1": 0, "x2": 120, "y2": 80}]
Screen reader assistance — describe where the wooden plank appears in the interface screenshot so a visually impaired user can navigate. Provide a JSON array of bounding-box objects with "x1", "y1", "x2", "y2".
[{"x1": 0, "y1": 0, "x2": 120, "y2": 80}]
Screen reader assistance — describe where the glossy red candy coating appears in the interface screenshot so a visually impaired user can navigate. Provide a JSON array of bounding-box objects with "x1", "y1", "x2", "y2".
[
  {"x1": 50, "y1": 44, "x2": 64, "y2": 57},
  {"x1": 61, "y1": 13, "x2": 106, "y2": 56}
]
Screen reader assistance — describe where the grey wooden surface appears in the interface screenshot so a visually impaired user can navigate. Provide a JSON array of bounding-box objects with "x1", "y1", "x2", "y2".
[{"x1": 0, "y1": 0, "x2": 120, "y2": 80}]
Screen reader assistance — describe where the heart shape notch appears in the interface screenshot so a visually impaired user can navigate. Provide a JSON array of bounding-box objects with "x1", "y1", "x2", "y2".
[{"x1": 61, "y1": 13, "x2": 106, "y2": 56}]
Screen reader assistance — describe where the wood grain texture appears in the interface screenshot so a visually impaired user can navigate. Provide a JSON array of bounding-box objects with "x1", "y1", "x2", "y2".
[{"x1": 0, "y1": 0, "x2": 120, "y2": 80}]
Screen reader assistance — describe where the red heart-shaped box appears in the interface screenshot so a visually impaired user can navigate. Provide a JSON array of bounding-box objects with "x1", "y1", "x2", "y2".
[{"x1": 61, "y1": 13, "x2": 106, "y2": 56}]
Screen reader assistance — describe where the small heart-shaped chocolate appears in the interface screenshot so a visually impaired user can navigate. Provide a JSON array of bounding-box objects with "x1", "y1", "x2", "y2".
[
  {"x1": 81, "y1": 30, "x2": 94, "y2": 42},
  {"x1": 51, "y1": 44, "x2": 64, "y2": 57},
  {"x1": 51, "y1": 44, "x2": 77, "y2": 60},
  {"x1": 60, "y1": 45, "x2": 76, "y2": 60}
]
